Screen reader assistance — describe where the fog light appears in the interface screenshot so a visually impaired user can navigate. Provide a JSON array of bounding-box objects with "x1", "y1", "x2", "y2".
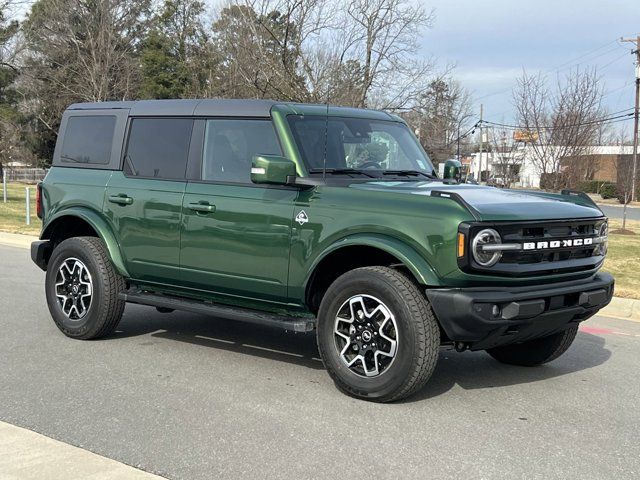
[{"x1": 492, "y1": 304, "x2": 501, "y2": 317}]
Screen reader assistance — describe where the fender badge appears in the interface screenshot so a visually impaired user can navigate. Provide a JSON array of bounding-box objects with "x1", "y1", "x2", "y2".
[{"x1": 295, "y1": 210, "x2": 309, "y2": 226}]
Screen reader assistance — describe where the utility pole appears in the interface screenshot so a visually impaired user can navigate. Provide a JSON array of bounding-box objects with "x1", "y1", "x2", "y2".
[
  {"x1": 621, "y1": 35, "x2": 640, "y2": 202},
  {"x1": 478, "y1": 104, "x2": 484, "y2": 182}
]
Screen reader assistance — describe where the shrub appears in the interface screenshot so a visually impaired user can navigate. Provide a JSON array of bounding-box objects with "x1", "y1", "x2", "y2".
[
  {"x1": 616, "y1": 184, "x2": 640, "y2": 204},
  {"x1": 600, "y1": 183, "x2": 617, "y2": 199},
  {"x1": 578, "y1": 180, "x2": 600, "y2": 193},
  {"x1": 540, "y1": 172, "x2": 566, "y2": 190}
]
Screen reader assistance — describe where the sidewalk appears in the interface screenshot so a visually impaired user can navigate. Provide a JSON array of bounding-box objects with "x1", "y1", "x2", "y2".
[
  {"x1": 0, "y1": 421, "x2": 165, "y2": 480},
  {"x1": 0, "y1": 231, "x2": 36, "y2": 249},
  {"x1": 0, "y1": 231, "x2": 638, "y2": 321}
]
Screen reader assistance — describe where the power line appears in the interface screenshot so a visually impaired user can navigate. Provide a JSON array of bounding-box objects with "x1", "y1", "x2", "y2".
[{"x1": 479, "y1": 110, "x2": 634, "y2": 131}]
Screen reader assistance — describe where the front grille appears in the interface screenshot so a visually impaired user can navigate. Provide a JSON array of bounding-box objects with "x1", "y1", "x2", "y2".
[{"x1": 460, "y1": 218, "x2": 607, "y2": 276}]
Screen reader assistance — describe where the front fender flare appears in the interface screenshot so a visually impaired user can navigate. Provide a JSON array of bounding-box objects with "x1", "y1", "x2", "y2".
[
  {"x1": 304, "y1": 233, "x2": 441, "y2": 289},
  {"x1": 42, "y1": 207, "x2": 129, "y2": 277}
]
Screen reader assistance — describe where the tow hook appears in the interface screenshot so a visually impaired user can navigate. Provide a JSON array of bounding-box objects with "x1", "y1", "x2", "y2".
[{"x1": 454, "y1": 342, "x2": 469, "y2": 352}]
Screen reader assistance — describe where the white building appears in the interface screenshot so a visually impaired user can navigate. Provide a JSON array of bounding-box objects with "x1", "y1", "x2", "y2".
[{"x1": 466, "y1": 145, "x2": 638, "y2": 189}]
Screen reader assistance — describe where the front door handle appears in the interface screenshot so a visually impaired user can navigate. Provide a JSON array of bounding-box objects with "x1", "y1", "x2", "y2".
[
  {"x1": 188, "y1": 202, "x2": 216, "y2": 213},
  {"x1": 108, "y1": 195, "x2": 133, "y2": 205}
]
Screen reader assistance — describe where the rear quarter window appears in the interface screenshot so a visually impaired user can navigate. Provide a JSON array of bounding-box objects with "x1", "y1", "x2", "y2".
[
  {"x1": 124, "y1": 118, "x2": 194, "y2": 180},
  {"x1": 61, "y1": 116, "x2": 116, "y2": 165}
]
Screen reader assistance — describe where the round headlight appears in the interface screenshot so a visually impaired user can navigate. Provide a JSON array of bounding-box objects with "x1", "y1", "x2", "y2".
[{"x1": 472, "y1": 228, "x2": 502, "y2": 267}]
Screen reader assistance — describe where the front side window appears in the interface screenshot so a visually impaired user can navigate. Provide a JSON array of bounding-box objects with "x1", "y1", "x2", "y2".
[
  {"x1": 287, "y1": 115, "x2": 435, "y2": 178},
  {"x1": 61, "y1": 116, "x2": 116, "y2": 165},
  {"x1": 202, "y1": 119, "x2": 282, "y2": 183},
  {"x1": 125, "y1": 118, "x2": 193, "y2": 180}
]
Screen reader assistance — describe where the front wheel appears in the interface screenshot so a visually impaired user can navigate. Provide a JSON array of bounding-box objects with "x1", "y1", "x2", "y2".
[
  {"x1": 486, "y1": 326, "x2": 579, "y2": 366},
  {"x1": 316, "y1": 267, "x2": 440, "y2": 403}
]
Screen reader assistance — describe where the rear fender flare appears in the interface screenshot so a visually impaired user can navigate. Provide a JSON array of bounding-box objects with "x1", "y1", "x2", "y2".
[{"x1": 42, "y1": 207, "x2": 129, "y2": 277}]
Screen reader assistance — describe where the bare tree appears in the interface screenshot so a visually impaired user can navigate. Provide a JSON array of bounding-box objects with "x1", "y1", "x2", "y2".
[
  {"x1": 513, "y1": 68, "x2": 605, "y2": 190},
  {"x1": 224, "y1": 0, "x2": 435, "y2": 108},
  {"x1": 615, "y1": 130, "x2": 636, "y2": 232},
  {"x1": 404, "y1": 76, "x2": 472, "y2": 164},
  {"x1": 337, "y1": 0, "x2": 434, "y2": 109},
  {"x1": 487, "y1": 126, "x2": 524, "y2": 188}
]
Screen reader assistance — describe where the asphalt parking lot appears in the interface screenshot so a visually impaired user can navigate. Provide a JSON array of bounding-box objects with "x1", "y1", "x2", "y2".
[{"x1": 1, "y1": 244, "x2": 639, "y2": 479}]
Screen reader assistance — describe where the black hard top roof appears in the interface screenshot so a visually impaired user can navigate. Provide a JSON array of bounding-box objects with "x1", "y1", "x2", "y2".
[
  {"x1": 66, "y1": 98, "x2": 399, "y2": 121},
  {"x1": 67, "y1": 99, "x2": 278, "y2": 117}
]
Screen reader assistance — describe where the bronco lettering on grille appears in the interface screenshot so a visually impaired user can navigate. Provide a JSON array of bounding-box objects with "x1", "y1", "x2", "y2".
[{"x1": 523, "y1": 238, "x2": 593, "y2": 250}]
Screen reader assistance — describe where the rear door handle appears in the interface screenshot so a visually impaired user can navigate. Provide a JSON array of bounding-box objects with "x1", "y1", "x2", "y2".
[
  {"x1": 188, "y1": 202, "x2": 216, "y2": 213},
  {"x1": 108, "y1": 195, "x2": 133, "y2": 205}
]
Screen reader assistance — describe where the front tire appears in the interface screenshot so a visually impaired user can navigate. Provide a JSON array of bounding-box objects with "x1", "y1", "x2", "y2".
[
  {"x1": 486, "y1": 326, "x2": 578, "y2": 366},
  {"x1": 317, "y1": 267, "x2": 440, "y2": 402},
  {"x1": 45, "y1": 236, "x2": 125, "y2": 340}
]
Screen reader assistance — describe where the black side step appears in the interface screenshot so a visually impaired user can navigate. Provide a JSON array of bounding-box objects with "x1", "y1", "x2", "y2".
[{"x1": 119, "y1": 291, "x2": 315, "y2": 333}]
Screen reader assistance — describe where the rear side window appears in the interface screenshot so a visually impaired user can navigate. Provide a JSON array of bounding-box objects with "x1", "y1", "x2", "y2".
[
  {"x1": 124, "y1": 118, "x2": 193, "y2": 180},
  {"x1": 61, "y1": 116, "x2": 116, "y2": 165}
]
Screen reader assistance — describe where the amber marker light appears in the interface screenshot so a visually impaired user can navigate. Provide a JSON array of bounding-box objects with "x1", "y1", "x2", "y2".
[{"x1": 457, "y1": 232, "x2": 465, "y2": 258}]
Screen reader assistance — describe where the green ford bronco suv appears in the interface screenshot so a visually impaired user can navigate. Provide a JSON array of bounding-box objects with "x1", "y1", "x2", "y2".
[{"x1": 32, "y1": 99, "x2": 613, "y2": 402}]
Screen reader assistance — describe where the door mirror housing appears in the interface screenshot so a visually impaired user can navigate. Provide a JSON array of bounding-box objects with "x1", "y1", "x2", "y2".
[
  {"x1": 251, "y1": 155, "x2": 297, "y2": 185},
  {"x1": 443, "y1": 159, "x2": 462, "y2": 184}
]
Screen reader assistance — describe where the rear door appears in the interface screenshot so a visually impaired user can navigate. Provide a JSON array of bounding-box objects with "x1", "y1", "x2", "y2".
[
  {"x1": 180, "y1": 118, "x2": 297, "y2": 303},
  {"x1": 104, "y1": 117, "x2": 194, "y2": 285}
]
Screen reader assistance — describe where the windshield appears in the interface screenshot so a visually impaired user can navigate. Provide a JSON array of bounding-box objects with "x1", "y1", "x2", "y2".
[{"x1": 287, "y1": 115, "x2": 435, "y2": 177}]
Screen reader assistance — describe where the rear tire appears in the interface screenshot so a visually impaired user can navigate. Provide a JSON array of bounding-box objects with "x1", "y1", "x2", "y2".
[
  {"x1": 316, "y1": 266, "x2": 440, "y2": 403},
  {"x1": 45, "y1": 236, "x2": 125, "y2": 340},
  {"x1": 486, "y1": 326, "x2": 578, "y2": 366}
]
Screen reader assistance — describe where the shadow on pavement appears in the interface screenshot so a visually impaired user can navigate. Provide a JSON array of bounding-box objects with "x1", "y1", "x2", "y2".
[
  {"x1": 404, "y1": 331, "x2": 611, "y2": 403},
  {"x1": 110, "y1": 306, "x2": 324, "y2": 370},
  {"x1": 110, "y1": 306, "x2": 612, "y2": 399}
]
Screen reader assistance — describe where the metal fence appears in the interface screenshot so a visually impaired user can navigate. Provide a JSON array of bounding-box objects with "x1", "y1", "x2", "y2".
[{"x1": 3, "y1": 168, "x2": 48, "y2": 183}]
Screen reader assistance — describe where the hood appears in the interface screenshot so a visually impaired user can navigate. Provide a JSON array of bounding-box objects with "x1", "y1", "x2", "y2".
[{"x1": 349, "y1": 181, "x2": 604, "y2": 221}]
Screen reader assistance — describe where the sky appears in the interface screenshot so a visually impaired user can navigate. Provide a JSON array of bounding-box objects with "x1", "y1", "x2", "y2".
[{"x1": 422, "y1": 0, "x2": 640, "y2": 132}]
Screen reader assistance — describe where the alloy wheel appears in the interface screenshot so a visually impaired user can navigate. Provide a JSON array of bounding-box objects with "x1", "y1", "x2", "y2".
[
  {"x1": 333, "y1": 294, "x2": 399, "y2": 377},
  {"x1": 54, "y1": 258, "x2": 93, "y2": 320}
]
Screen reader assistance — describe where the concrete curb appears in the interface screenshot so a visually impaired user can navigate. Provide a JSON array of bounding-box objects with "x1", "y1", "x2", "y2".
[
  {"x1": 0, "y1": 421, "x2": 166, "y2": 479},
  {"x1": 1, "y1": 231, "x2": 639, "y2": 321},
  {"x1": 0, "y1": 231, "x2": 36, "y2": 249},
  {"x1": 600, "y1": 297, "x2": 640, "y2": 322}
]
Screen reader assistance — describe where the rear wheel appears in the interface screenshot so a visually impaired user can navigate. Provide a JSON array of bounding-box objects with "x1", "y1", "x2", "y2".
[
  {"x1": 45, "y1": 236, "x2": 125, "y2": 339},
  {"x1": 486, "y1": 326, "x2": 578, "y2": 366},
  {"x1": 316, "y1": 266, "x2": 440, "y2": 402}
]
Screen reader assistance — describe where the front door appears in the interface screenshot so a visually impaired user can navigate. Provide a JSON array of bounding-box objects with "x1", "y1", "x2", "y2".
[
  {"x1": 180, "y1": 118, "x2": 297, "y2": 304},
  {"x1": 104, "y1": 117, "x2": 194, "y2": 285}
]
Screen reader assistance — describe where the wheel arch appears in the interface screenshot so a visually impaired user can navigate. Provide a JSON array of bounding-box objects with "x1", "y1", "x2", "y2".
[
  {"x1": 303, "y1": 234, "x2": 440, "y2": 313},
  {"x1": 41, "y1": 208, "x2": 129, "y2": 277}
]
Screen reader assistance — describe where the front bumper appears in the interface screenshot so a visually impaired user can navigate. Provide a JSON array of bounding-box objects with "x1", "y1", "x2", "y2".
[{"x1": 426, "y1": 272, "x2": 614, "y2": 351}]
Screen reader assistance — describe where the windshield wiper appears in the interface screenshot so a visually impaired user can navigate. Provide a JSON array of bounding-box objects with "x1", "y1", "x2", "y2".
[
  {"x1": 382, "y1": 170, "x2": 436, "y2": 179},
  {"x1": 309, "y1": 168, "x2": 378, "y2": 178},
  {"x1": 60, "y1": 154, "x2": 84, "y2": 163}
]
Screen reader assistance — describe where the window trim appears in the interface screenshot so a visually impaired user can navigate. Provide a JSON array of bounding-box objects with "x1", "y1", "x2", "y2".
[{"x1": 121, "y1": 116, "x2": 195, "y2": 182}]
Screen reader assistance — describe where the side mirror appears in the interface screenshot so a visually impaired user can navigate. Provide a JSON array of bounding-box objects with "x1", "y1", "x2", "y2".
[
  {"x1": 251, "y1": 155, "x2": 297, "y2": 185},
  {"x1": 443, "y1": 159, "x2": 462, "y2": 184}
]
